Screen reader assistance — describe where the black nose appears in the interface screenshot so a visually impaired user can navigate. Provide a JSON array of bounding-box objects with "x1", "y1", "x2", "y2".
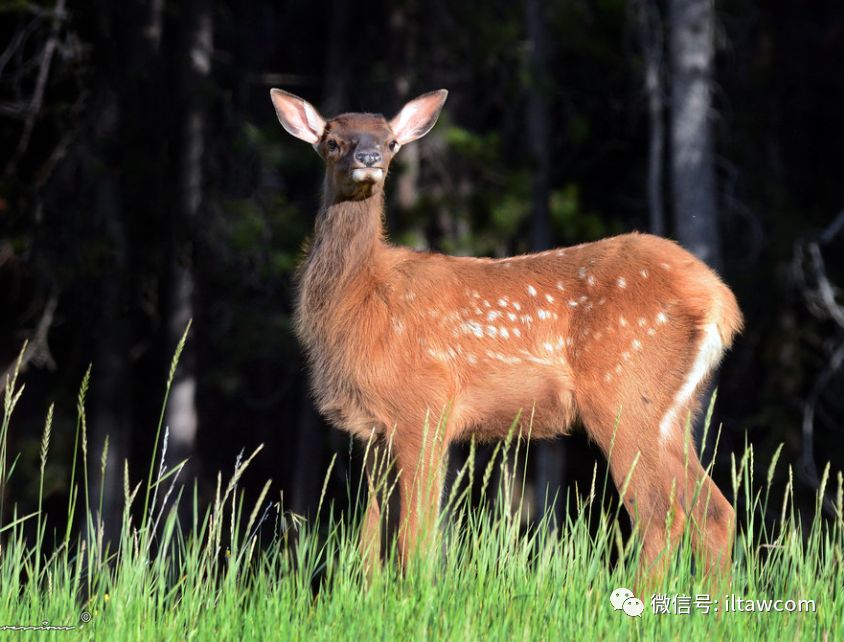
[{"x1": 354, "y1": 150, "x2": 382, "y2": 167}]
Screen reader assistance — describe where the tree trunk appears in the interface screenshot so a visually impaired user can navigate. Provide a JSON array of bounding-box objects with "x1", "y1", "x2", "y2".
[
  {"x1": 165, "y1": 0, "x2": 213, "y2": 490},
  {"x1": 525, "y1": 0, "x2": 565, "y2": 527},
  {"x1": 88, "y1": 87, "x2": 131, "y2": 546},
  {"x1": 322, "y1": 0, "x2": 351, "y2": 116},
  {"x1": 636, "y1": 0, "x2": 666, "y2": 236},
  {"x1": 87, "y1": 0, "x2": 166, "y2": 546},
  {"x1": 669, "y1": 0, "x2": 721, "y2": 449},
  {"x1": 669, "y1": 0, "x2": 720, "y2": 269}
]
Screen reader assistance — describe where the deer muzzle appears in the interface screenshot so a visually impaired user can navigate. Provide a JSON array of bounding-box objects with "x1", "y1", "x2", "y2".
[{"x1": 351, "y1": 167, "x2": 385, "y2": 183}]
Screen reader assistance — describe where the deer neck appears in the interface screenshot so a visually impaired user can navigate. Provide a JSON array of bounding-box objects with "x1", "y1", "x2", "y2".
[{"x1": 298, "y1": 189, "x2": 386, "y2": 323}]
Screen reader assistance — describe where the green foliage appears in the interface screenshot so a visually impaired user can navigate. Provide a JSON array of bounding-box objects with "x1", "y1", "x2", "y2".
[{"x1": 550, "y1": 184, "x2": 623, "y2": 242}]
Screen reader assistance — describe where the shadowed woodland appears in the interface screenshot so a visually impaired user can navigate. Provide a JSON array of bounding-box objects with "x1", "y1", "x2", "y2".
[{"x1": 1, "y1": 0, "x2": 843, "y2": 544}]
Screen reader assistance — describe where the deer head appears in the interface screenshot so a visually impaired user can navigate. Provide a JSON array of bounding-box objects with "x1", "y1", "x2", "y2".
[{"x1": 270, "y1": 88, "x2": 448, "y2": 202}]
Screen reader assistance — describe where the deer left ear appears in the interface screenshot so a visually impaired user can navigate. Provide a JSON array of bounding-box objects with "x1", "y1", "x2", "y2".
[{"x1": 389, "y1": 89, "x2": 448, "y2": 145}]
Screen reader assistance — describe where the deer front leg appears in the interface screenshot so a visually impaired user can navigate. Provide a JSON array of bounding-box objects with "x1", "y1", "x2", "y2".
[
  {"x1": 392, "y1": 420, "x2": 450, "y2": 569},
  {"x1": 359, "y1": 437, "x2": 388, "y2": 579}
]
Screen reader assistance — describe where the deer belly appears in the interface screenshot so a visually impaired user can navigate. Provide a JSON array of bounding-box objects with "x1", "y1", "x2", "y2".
[{"x1": 455, "y1": 366, "x2": 576, "y2": 441}]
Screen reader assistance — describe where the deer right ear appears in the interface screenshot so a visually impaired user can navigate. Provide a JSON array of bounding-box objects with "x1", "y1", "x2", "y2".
[{"x1": 270, "y1": 88, "x2": 326, "y2": 144}]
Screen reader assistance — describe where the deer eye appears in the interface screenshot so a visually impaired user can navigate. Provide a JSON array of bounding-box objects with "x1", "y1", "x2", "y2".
[
  {"x1": 388, "y1": 140, "x2": 399, "y2": 152},
  {"x1": 326, "y1": 140, "x2": 339, "y2": 152}
]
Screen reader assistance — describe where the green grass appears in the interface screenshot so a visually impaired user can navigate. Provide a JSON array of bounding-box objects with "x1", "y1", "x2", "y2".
[{"x1": 0, "y1": 335, "x2": 842, "y2": 641}]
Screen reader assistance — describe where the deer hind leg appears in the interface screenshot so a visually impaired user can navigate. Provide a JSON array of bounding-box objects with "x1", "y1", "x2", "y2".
[
  {"x1": 581, "y1": 426, "x2": 692, "y2": 593},
  {"x1": 680, "y1": 444, "x2": 735, "y2": 586},
  {"x1": 659, "y1": 330, "x2": 735, "y2": 587},
  {"x1": 623, "y1": 441, "x2": 734, "y2": 594},
  {"x1": 575, "y1": 323, "x2": 734, "y2": 592}
]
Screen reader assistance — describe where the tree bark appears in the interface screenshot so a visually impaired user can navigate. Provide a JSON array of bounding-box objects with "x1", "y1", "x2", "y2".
[
  {"x1": 88, "y1": 86, "x2": 131, "y2": 546},
  {"x1": 165, "y1": 0, "x2": 213, "y2": 489},
  {"x1": 669, "y1": 0, "x2": 720, "y2": 269},
  {"x1": 322, "y1": 0, "x2": 351, "y2": 116},
  {"x1": 669, "y1": 0, "x2": 721, "y2": 449},
  {"x1": 636, "y1": 0, "x2": 666, "y2": 236},
  {"x1": 87, "y1": 0, "x2": 166, "y2": 546}
]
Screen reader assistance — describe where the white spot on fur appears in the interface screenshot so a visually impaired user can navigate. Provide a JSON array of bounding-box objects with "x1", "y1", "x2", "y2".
[
  {"x1": 619, "y1": 316, "x2": 628, "y2": 327},
  {"x1": 587, "y1": 275, "x2": 596, "y2": 286},
  {"x1": 622, "y1": 351, "x2": 631, "y2": 361},
  {"x1": 577, "y1": 267, "x2": 587, "y2": 279},
  {"x1": 499, "y1": 327, "x2": 510, "y2": 339},
  {"x1": 543, "y1": 342, "x2": 554, "y2": 352},
  {"x1": 545, "y1": 293, "x2": 555, "y2": 303},
  {"x1": 513, "y1": 327, "x2": 521, "y2": 337},
  {"x1": 640, "y1": 269, "x2": 648, "y2": 279},
  {"x1": 427, "y1": 348, "x2": 452, "y2": 362},
  {"x1": 656, "y1": 312, "x2": 668, "y2": 325},
  {"x1": 507, "y1": 312, "x2": 517, "y2": 322},
  {"x1": 527, "y1": 285, "x2": 537, "y2": 297},
  {"x1": 604, "y1": 373, "x2": 612, "y2": 383},
  {"x1": 486, "y1": 326, "x2": 498, "y2": 338},
  {"x1": 521, "y1": 352, "x2": 556, "y2": 366},
  {"x1": 568, "y1": 300, "x2": 578, "y2": 307},
  {"x1": 556, "y1": 281, "x2": 565, "y2": 291},
  {"x1": 487, "y1": 310, "x2": 501, "y2": 321},
  {"x1": 617, "y1": 277, "x2": 626, "y2": 288},
  {"x1": 537, "y1": 309, "x2": 550, "y2": 320},
  {"x1": 659, "y1": 323, "x2": 724, "y2": 442},
  {"x1": 467, "y1": 354, "x2": 478, "y2": 365},
  {"x1": 461, "y1": 321, "x2": 484, "y2": 338},
  {"x1": 513, "y1": 302, "x2": 522, "y2": 311},
  {"x1": 647, "y1": 327, "x2": 656, "y2": 336},
  {"x1": 638, "y1": 317, "x2": 647, "y2": 327},
  {"x1": 498, "y1": 298, "x2": 508, "y2": 307},
  {"x1": 632, "y1": 339, "x2": 642, "y2": 350},
  {"x1": 615, "y1": 364, "x2": 622, "y2": 374}
]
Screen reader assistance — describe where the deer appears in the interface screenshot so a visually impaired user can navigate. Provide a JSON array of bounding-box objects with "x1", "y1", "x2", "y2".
[{"x1": 270, "y1": 87, "x2": 743, "y2": 589}]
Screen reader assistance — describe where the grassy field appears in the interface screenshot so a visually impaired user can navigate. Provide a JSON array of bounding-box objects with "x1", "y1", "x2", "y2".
[{"x1": 1, "y1": 338, "x2": 841, "y2": 641}]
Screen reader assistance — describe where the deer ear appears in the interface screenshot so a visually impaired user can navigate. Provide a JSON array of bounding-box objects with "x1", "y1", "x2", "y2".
[
  {"x1": 270, "y1": 88, "x2": 326, "y2": 144},
  {"x1": 389, "y1": 89, "x2": 448, "y2": 145}
]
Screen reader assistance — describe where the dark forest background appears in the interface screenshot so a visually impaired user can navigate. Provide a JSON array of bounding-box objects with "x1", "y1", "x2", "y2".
[{"x1": 1, "y1": 0, "x2": 843, "y2": 542}]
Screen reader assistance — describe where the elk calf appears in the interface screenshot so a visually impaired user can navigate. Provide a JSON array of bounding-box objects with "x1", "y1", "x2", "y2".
[{"x1": 271, "y1": 87, "x2": 743, "y2": 584}]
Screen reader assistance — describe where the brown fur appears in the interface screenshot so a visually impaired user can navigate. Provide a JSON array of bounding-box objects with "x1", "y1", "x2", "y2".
[{"x1": 274, "y1": 90, "x2": 743, "y2": 588}]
